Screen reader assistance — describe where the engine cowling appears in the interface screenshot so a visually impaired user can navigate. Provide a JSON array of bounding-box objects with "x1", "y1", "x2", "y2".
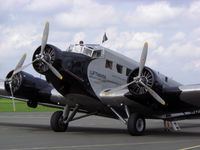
[
  {"x1": 5, "y1": 71, "x2": 34, "y2": 95},
  {"x1": 4, "y1": 71, "x2": 53, "y2": 103},
  {"x1": 127, "y1": 67, "x2": 155, "y2": 96},
  {"x1": 32, "y1": 44, "x2": 62, "y2": 75}
]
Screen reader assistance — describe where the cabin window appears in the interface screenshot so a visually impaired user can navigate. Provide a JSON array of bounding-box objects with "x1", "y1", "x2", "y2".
[
  {"x1": 105, "y1": 60, "x2": 113, "y2": 69},
  {"x1": 116, "y1": 64, "x2": 123, "y2": 74},
  {"x1": 126, "y1": 68, "x2": 132, "y2": 76}
]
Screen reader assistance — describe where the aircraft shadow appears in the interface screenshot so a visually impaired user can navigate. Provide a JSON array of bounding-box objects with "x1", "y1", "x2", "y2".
[
  {"x1": 0, "y1": 122, "x2": 127, "y2": 134},
  {"x1": 1, "y1": 122, "x2": 200, "y2": 137}
]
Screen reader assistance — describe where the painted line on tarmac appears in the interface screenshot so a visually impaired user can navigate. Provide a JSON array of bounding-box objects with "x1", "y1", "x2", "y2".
[
  {"x1": 4, "y1": 139, "x2": 200, "y2": 150},
  {"x1": 0, "y1": 116, "x2": 48, "y2": 119},
  {"x1": 179, "y1": 145, "x2": 200, "y2": 150}
]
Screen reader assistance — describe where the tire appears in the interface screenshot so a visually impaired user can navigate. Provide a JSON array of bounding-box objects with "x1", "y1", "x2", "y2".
[
  {"x1": 27, "y1": 100, "x2": 38, "y2": 108},
  {"x1": 127, "y1": 113, "x2": 146, "y2": 136},
  {"x1": 50, "y1": 111, "x2": 68, "y2": 132}
]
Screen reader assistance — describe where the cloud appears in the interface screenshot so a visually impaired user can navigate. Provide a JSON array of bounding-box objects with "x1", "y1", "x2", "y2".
[
  {"x1": 55, "y1": 0, "x2": 117, "y2": 28},
  {"x1": 171, "y1": 32, "x2": 186, "y2": 41},
  {"x1": 99, "y1": 28, "x2": 162, "y2": 63},
  {"x1": 183, "y1": 60, "x2": 200, "y2": 72},
  {"x1": 72, "y1": 32, "x2": 86, "y2": 43},
  {"x1": 0, "y1": 24, "x2": 39, "y2": 56},
  {"x1": 0, "y1": 0, "x2": 28, "y2": 11},
  {"x1": 0, "y1": 0, "x2": 200, "y2": 84},
  {"x1": 103, "y1": 28, "x2": 162, "y2": 50},
  {"x1": 125, "y1": 1, "x2": 183, "y2": 27},
  {"x1": 25, "y1": 0, "x2": 72, "y2": 12},
  {"x1": 188, "y1": 1, "x2": 200, "y2": 19}
]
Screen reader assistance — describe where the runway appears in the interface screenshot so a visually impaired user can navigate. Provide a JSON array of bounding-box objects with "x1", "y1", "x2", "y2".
[{"x1": 1, "y1": 112, "x2": 200, "y2": 150}]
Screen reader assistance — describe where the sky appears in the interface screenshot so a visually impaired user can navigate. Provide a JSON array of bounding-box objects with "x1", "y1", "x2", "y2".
[{"x1": 0, "y1": 0, "x2": 200, "y2": 85}]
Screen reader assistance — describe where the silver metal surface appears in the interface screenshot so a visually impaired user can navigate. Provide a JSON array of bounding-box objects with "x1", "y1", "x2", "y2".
[{"x1": 109, "y1": 106, "x2": 127, "y2": 125}]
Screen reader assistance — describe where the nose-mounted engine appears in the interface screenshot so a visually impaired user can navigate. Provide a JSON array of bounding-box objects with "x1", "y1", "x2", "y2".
[
  {"x1": 32, "y1": 44, "x2": 62, "y2": 75},
  {"x1": 127, "y1": 67, "x2": 155, "y2": 96}
]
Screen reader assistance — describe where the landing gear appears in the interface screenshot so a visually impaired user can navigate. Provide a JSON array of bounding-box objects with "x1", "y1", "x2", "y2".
[
  {"x1": 50, "y1": 104, "x2": 97, "y2": 132},
  {"x1": 50, "y1": 111, "x2": 68, "y2": 132},
  {"x1": 127, "y1": 113, "x2": 146, "y2": 136},
  {"x1": 108, "y1": 105, "x2": 146, "y2": 136}
]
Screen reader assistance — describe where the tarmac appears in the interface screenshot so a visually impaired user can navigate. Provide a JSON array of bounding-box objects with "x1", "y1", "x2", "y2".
[{"x1": 1, "y1": 112, "x2": 200, "y2": 150}]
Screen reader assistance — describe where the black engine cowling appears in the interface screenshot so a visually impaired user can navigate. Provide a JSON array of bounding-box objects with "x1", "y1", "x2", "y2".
[
  {"x1": 4, "y1": 71, "x2": 53, "y2": 104},
  {"x1": 32, "y1": 44, "x2": 62, "y2": 75},
  {"x1": 127, "y1": 67, "x2": 156, "y2": 96}
]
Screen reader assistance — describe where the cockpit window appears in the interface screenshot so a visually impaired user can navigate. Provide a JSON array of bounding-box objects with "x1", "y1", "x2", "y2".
[
  {"x1": 67, "y1": 44, "x2": 103, "y2": 58},
  {"x1": 83, "y1": 47, "x2": 92, "y2": 57},
  {"x1": 92, "y1": 50, "x2": 102, "y2": 58}
]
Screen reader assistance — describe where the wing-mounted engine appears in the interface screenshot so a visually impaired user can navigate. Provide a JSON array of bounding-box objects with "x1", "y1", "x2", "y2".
[
  {"x1": 4, "y1": 71, "x2": 54, "y2": 107},
  {"x1": 126, "y1": 66, "x2": 166, "y2": 107},
  {"x1": 127, "y1": 67, "x2": 155, "y2": 96},
  {"x1": 104, "y1": 42, "x2": 166, "y2": 106}
]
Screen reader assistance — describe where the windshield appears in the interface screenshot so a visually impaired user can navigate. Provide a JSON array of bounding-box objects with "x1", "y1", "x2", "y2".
[{"x1": 67, "y1": 44, "x2": 103, "y2": 58}]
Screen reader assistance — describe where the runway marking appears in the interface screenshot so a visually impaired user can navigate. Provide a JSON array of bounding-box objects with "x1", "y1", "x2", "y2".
[
  {"x1": 4, "y1": 139, "x2": 200, "y2": 150},
  {"x1": 0, "y1": 116, "x2": 48, "y2": 119},
  {"x1": 179, "y1": 145, "x2": 200, "y2": 150}
]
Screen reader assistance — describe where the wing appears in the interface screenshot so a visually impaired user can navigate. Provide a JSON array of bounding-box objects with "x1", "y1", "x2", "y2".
[
  {"x1": 178, "y1": 84, "x2": 200, "y2": 106},
  {"x1": 100, "y1": 83, "x2": 200, "y2": 108},
  {"x1": 99, "y1": 87, "x2": 146, "y2": 109}
]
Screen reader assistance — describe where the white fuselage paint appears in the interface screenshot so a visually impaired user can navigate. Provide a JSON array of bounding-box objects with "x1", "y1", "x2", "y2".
[{"x1": 87, "y1": 47, "x2": 138, "y2": 98}]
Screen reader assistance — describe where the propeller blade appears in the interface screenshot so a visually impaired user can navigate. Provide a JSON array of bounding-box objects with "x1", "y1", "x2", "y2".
[
  {"x1": 104, "y1": 80, "x2": 136, "y2": 94},
  {"x1": 140, "y1": 81, "x2": 166, "y2": 105},
  {"x1": 42, "y1": 59, "x2": 63, "y2": 80},
  {"x1": 12, "y1": 53, "x2": 27, "y2": 76},
  {"x1": 12, "y1": 59, "x2": 38, "y2": 75},
  {"x1": 40, "y1": 21, "x2": 49, "y2": 56},
  {"x1": 9, "y1": 82, "x2": 16, "y2": 112},
  {"x1": 138, "y1": 42, "x2": 148, "y2": 78},
  {"x1": 13, "y1": 53, "x2": 27, "y2": 72}
]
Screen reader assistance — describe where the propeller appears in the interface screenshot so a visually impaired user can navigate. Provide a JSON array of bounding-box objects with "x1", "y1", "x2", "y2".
[
  {"x1": 0, "y1": 53, "x2": 27, "y2": 112},
  {"x1": 9, "y1": 82, "x2": 16, "y2": 112},
  {"x1": 104, "y1": 42, "x2": 166, "y2": 105},
  {"x1": 15, "y1": 21, "x2": 63, "y2": 80},
  {"x1": 35, "y1": 21, "x2": 63, "y2": 80}
]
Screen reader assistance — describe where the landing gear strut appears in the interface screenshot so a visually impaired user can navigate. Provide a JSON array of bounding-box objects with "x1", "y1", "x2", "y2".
[
  {"x1": 50, "y1": 104, "x2": 78, "y2": 132},
  {"x1": 108, "y1": 105, "x2": 146, "y2": 136},
  {"x1": 50, "y1": 104, "x2": 96, "y2": 132},
  {"x1": 127, "y1": 113, "x2": 146, "y2": 136}
]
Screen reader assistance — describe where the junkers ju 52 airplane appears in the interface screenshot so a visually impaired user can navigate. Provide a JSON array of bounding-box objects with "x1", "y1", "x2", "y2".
[{"x1": 1, "y1": 21, "x2": 200, "y2": 136}]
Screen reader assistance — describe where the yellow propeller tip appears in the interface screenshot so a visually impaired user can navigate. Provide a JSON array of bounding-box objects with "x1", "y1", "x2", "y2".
[
  {"x1": 59, "y1": 76, "x2": 63, "y2": 80},
  {"x1": 13, "y1": 72, "x2": 16, "y2": 75},
  {"x1": 24, "y1": 53, "x2": 27, "y2": 56},
  {"x1": 144, "y1": 42, "x2": 148, "y2": 46},
  {"x1": 45, "y1": 20, "x2": 50, "y2": 24},
  {"x1": 162, "y1": 101, "x2": 166, "y2": 105}
]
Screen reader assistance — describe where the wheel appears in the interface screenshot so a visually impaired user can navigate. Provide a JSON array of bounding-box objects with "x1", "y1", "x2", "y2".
[
  {"x1": 50, "y1": 111, "x2": 68, "y2": 132},
  {"x1": 27, "y1": 100, "x2": 38, "y2": 108},
  {"x1": 127, "y1": 113, "x2": 146, "y2": 136}
]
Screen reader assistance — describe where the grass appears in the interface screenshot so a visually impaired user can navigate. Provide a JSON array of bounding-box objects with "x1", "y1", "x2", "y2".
[{"x1": 0, "y1": 98, "x2": 60, "y2": 112}]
